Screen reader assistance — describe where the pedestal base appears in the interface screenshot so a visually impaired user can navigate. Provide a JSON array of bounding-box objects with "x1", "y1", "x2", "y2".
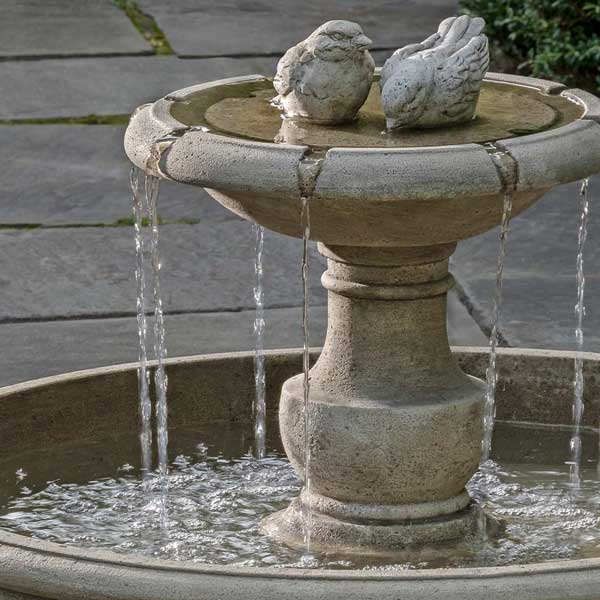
[
  {"x1": 261, "y1": 497, "x2": 479, "y2": 555},
  {"x1": 266, "y1": 244, "x2": 486, "y2": 556}
]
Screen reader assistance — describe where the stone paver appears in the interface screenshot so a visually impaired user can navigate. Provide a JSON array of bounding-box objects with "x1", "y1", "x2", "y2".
[
  {"x1": 138, "y1": 0, "x2": 457, "y2": 57},
  {"x1": 0, "y1": 56, "x2": 280, "y2": 120},
  {"x1": 0, "y1": 125, "x2": 234, "y2": 225},
  {"x1": 0, "y1": 290, "x2": 483, "y2": 386},
  {"x1": 0, "y1": 307, "x2": 327, "y2": 386},
  {"x1": 0, "y1": 0, "x2": 151, "y2": 59},
  {"x1": 452, "y1": 177, "x2": 600, "y2": 350},
  {"x1": 0, "y1": 223, "x2": 327, "y2": 321},
  {"x1": 0, "y1": 52, "x2": 404, "y2": 121},
  {"x1": 447, "y1": 291, "x2": 487, "y2": 347}
]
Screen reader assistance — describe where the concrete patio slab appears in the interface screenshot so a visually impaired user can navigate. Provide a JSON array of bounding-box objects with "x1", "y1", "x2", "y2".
[
  {"x1": 0, "y1": 222, "x2": 327, "y2": 321},
  {"x1": 0, "y1": 0, "x2": 151, "y2": 59},
  {"x1": 0, "y1": 56, "x2": 280, "y2": 120},
  {"x1": 0, "y1": 306, "x2": 327, "y2": 386},
  {"x1": 0, "y1": 125, "x2": 234, "y2": 225},
  {"x1": 0, "y1": 289, "x2": 482, "y2": 386},
  {"x1": 137, "y1": 0, "x2": 458, "y2": 57},
  {"x1": 0, "y1": 52, "x2": 403, "y2": 122},
  {"x1": 452, "y1": 177, "x2": 600, "y2": 350}
]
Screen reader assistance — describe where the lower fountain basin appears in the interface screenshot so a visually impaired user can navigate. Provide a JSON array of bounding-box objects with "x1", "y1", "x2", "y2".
[{"x1": 1, "y1": 347, "x2": 600, "y2": 599}]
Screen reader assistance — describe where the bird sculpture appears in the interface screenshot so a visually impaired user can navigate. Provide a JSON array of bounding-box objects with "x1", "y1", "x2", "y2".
[
  {"x1": 380, "y1": 15, "x2": 489, "y2": 130},
  {"x1": 273, "y1": 20, "x2": 375, "y2": 125}
]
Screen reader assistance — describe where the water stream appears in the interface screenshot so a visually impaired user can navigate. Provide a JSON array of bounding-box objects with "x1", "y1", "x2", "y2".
[
  {"x1": 570, "y1": 178, "x2": 590, "y2": 486},
  {"x1": 296, "y1": 154, "x2": 324, "y2": 558},
  {"x1": 145, "y1": 171, "x2": 170, "y2": 528},
  {"x1": 131, "y1": 168, "x2": 153, "y2": 487},
  {"x1": 129, "y1": 136, "x2": 181, "y2": 528},
  {"x1": 482, "y1": 192, "x2": 513, "y2": 463},
  {"x1": 253, "y1": 223, "x2": 267, "y2": 460},
  {"x1": 300, "y1": 194, "x2": 312, "y2": 557}
]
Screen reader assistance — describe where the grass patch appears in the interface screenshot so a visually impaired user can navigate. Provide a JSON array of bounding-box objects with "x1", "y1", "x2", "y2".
[
  {"x1": 0, "y1": 114, "x2": 130, "y2": 126},
  {"x1": 113, "y1": 0, "x2": 173, "y2": 55}
]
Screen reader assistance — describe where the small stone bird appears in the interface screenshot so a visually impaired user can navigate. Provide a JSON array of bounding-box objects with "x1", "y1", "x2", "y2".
[
  {"x1": 273, "y1": 20, "x2": 375, "y2": 125},
  {"x1": 380, "y1": 15, "x2": 489, "y2": 130}
]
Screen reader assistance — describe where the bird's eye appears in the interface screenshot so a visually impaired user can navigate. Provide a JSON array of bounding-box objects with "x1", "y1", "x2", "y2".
[{"x1": 332, "y1": 33, "x2": 345, "y2": 41}]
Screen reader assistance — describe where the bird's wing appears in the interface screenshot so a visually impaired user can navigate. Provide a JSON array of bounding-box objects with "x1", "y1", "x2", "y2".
[
  {"x1": 380, "y1": 32, "x2": 440, "y2": 89},
  {"x1": 424, "y1": 15, "x2": 486, "y2": 63},
  {"x1": 273, "y1": 44, "x2": 313, "y2": 97},
  {"x1": 381, "y1": 59, "x2": 434, "y2": 125},
  {"x1": 435, "y1": 33, "x2": 489, "y2": 119}
]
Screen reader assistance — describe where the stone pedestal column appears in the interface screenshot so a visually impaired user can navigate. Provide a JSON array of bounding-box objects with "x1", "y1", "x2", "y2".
[{"x1": 263, "y1": 244, "x2": 484, "y2": 553}]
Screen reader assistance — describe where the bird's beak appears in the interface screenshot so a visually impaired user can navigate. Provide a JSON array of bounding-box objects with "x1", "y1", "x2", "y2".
[{"x1": 353, "y1": 34, "x2": 372, "y2": 50}]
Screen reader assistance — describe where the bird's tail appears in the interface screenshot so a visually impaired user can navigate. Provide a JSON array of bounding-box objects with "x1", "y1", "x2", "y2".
[{"x1": 435, "y1": 15, "x2": 485, "y2": 52}]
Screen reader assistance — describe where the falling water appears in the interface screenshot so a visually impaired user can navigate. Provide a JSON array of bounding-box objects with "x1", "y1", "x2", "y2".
[
  {"x1": 253, "y1": 223, "x2": 267, "y2": 460},
  {"x1": 296, "y1": 154, "x2": 324, "y2": 558},
  {"x1": 300, "y1": 194, "x2": 312, "y2": 555},
  {"x1": 145, "y1": 172, "x2": 170, "y2": 527},
  {"x1": 570, "y1": 178, "x2": 590, "y2": 487},
  {"x1": 129, "y1": 134, "x2": 181, "y2": 528},
  {"x1": 481, "y1": 192, "x2": 513, "y2": 463},
  {"x1": 144, "y1": 140, "x2": 174, "y2": 528},
  {"x1": 131, "y1": 167, "x2": 153, "y2": 486}
]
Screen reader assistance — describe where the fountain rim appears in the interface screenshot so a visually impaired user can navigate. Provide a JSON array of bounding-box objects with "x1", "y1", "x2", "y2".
[
  {"x1": 3, "y1": 347, "x2": 600, "y2": 591},
  {"x1": 124, "y1": 72, "x2": 600, "y2": 200}
]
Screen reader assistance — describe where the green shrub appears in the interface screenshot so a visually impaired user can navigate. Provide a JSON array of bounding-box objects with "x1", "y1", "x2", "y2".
[{"x1": 460, "y1": 0, "x2": 600, "y2": 91}]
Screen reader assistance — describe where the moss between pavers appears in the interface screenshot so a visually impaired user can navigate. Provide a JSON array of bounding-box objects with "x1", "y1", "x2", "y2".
[
  {"x1": 0, "y1": 219, "x2": 201, "y2": 230},
  {"x1": 113, "y1": 0, "x2": 174, "y2": 55},
  {"x1": 0, "y1": 114, "x2": 130, "y2": 126}
]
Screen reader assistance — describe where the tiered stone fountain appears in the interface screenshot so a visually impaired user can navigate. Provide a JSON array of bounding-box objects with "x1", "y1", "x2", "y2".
[
  {"x1": 124, "y1": 17, "x2": 600, "y2": 554},
  {"x1": 1, "y1": 15, "x2": 600, "y2": 600}
]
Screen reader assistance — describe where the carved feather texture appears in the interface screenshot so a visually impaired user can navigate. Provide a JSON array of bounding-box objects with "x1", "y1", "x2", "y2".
[
  {"x1": 381, "y1": 15, "x2": 489, "y2": 129},
  {"x1": 274, "y1": 45, "x2": 313, "y2": 97}
]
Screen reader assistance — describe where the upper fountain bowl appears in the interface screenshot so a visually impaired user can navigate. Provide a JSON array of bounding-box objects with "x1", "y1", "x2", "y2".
[{"x1": 125, "y1": 72, "x2": 600, "y2": 247}]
